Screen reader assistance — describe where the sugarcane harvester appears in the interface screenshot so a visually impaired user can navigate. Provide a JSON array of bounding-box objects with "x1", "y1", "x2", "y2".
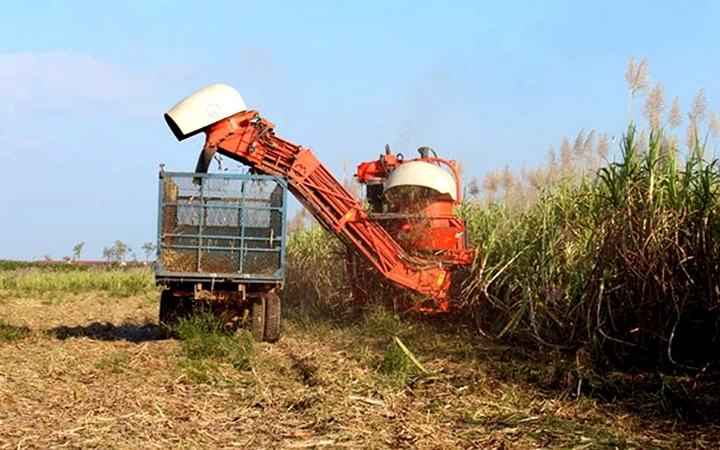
[{"x1": 163, "y1": 83, "x2": 476, "y2": 314}]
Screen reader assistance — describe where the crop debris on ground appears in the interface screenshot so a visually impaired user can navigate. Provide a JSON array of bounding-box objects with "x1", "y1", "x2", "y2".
[{"x1": 0, "y1": 285, "x2": 718, "y2": 449}]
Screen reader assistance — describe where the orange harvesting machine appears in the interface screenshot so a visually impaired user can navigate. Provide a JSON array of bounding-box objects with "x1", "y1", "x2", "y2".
[{"x1": 164, "y1": 84, "x2": 476, "y2": 311}]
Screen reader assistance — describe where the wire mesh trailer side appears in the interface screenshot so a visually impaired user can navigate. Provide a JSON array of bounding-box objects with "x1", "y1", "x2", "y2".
[{"x1": 155, "y1": 171, "x2": 288, "y2": 284}]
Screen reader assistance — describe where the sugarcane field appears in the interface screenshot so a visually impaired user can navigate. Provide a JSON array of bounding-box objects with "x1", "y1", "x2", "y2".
[{"x1": 2, "y1": 3, "x2": 720, "y2": 449}]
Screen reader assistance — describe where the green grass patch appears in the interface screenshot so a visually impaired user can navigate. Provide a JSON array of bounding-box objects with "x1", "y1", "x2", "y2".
[
  {"x1": 0, "y1": 321, "x2": 30, "y2": 343},
  {"x1": 0, "y1": 268, "x2": 156, "y2": 297},
  {"x1": 171, "y1": 309, "x2": 256, "y2": 384},
  {"x1": 362, "y1": 308, "x2": 413, "y2": 339},
  {"x1": 377, "y1": 339, "x2": 410, "y2": 378},
  {"x1": 349, "y1": 309, "x2": 433, "y2": 386},
  {"x1": 94, "y1": 352, "x2": 132, "y2": 374}
]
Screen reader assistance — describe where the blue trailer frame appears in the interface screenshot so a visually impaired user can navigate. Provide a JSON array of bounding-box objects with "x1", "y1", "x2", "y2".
[{"x1": 154, "y1": 170, "x2": 289, "y2": 287}]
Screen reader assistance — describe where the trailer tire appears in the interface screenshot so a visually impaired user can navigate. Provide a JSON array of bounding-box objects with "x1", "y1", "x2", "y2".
[
  {"x1": 159, "y1": 290, "x2": 192, "y2": 338},
  {"x1": 251, "y1": 297, "x2": 265, "y2": 342},
  {"x1": 263, "y1": 291, "x2": 281, "y2": 343}
]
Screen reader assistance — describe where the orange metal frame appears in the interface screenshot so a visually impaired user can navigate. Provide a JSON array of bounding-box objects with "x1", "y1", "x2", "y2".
[
  {"x1": 356, "y1": 151, "x2": 474, "y2": 267},
  {"x1": 200, "y1": 110, "x2": 475, "y2": 302}
]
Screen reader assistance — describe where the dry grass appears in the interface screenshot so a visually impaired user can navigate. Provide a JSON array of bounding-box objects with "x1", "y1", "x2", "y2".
[{"x1": 0, "y1": 290, "x2": 718, "y2": 449}]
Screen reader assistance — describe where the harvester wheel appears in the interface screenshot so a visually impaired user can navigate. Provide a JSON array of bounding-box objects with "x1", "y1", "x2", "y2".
[
  {"x1": 263, "y1": 291, "x2": 281, "y2": 343},
  {"x1": 250, "y1": 297, "x2": 265, "y2": 342}
]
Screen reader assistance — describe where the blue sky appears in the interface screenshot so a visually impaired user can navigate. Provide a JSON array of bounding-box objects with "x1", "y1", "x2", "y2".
[{"x1": 1, "y1": 0, "x2": 719, "y2": 260}]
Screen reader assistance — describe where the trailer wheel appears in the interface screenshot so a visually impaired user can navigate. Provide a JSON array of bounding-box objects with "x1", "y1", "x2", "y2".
[
  {"x1": 263, "y1": 291, "x2": 281, "y2": 343},
  {"x1": 159, "y1": 290, "x2": 192, "y2": 337},
  {"x1": 250, "y1": 297, "x2": 265, "y2": 342}
]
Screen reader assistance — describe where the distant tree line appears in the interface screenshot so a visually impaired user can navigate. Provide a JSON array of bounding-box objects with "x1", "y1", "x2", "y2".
[{"x1": 42, "y1": 240, "x2": 157, "y2": 263}]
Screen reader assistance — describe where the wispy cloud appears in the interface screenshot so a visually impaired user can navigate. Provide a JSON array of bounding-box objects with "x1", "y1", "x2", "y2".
[{"x1": 0, "y1": 52, "x2": 173, "y2": 119}]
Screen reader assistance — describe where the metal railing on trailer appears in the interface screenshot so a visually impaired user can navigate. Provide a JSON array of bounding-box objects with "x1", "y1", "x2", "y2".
[{"x1": 155, "y1": 170, "x2": 288, "y2": 287}]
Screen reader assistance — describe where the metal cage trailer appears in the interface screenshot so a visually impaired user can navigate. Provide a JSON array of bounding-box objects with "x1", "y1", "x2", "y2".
[{"x1": 154, "y1": 169, "x2": 288, "y2": 342}]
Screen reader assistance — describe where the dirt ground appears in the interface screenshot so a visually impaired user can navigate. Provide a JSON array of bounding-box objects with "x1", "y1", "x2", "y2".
[{"x1": 0, "y1": 291, "x2": 718, "y2": 449}]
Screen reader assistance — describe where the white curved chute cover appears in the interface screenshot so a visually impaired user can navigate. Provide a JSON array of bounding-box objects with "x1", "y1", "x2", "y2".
[
  {"x1": 164, "y1": 83, "x2": 247, "y2": 141},
  {"x1": 383, "y1": 161, "x2": 457, "y2": 201}
]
